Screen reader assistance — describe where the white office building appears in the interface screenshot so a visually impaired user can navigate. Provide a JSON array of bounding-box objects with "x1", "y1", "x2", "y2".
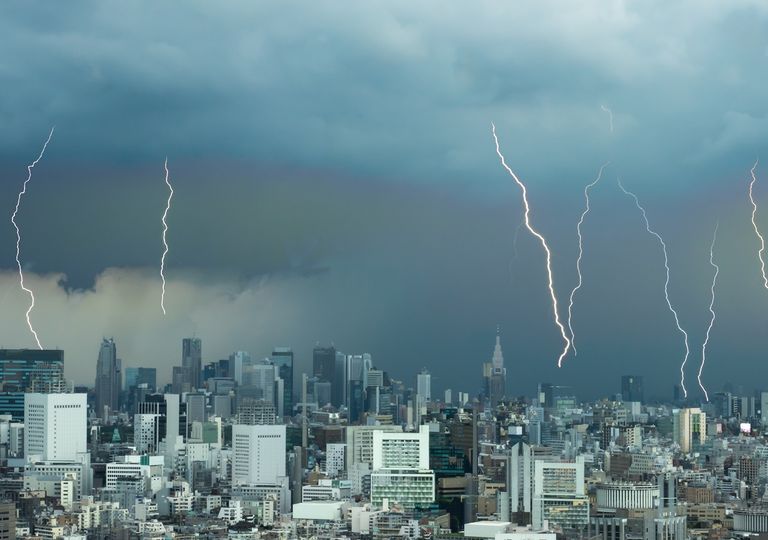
[
  {"x1": 346, "y1": 425, "x2": 403, "y2": 472},
  {"x1": 325, "y1": 443, "x2": 346, "y2": 477},
  {"x1": 25, "y1": 459, "x2": 92, "y2": 501},
  {"x1": 135, "y1": 413, "x2": 161, "y2": 454},
  {"x1": 232, "y1": 424, "x2": 286, "y2": 485},
  {"x1": 532, "y1": 457, "x2": 589, "y2": 529},
  {"x1": 370, "y1": 425, "x2": 435, "y2": 510},
  {"x1": 24, "y1": 393, "x2": 87, "y2": 462}
]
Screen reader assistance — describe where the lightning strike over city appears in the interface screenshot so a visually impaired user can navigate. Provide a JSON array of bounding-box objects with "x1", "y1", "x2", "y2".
[
  {"x1": 748, "y1": 160, "x2": 768, "y2": 289},
  {"x1": 697, "y1": 222, "x2": 719, "y2": 403},
  {"x1": 10, "y1": 127, "x2": 55, "y2": 350},
  {"x1": 2, "y1": 5, "x2": 768, "y2": 530},
  {"x1": 618, "y1": 179, "x2": 691, "y2": 398},
  {"x1": 160, "y1": 157, "x2": 173, "y2": 315},
  {"x1": 567, "y1": 162, "x2": 608, "y2": 356},
  {"x1": 492, "y1": 122, "x2": 571, "y2": 367}
]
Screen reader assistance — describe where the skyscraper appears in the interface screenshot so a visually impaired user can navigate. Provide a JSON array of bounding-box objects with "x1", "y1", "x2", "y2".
[
  {"x1": 0, "y1": 349, "x2": 65, "y2": 420},
  {"x1": 95, "y1": 338, "x2": 121, "y2": 415},
  {"x1": 172, "y1": 365, "x2": 193, "y2": 394},
  {"x1": 243, "y1": 359, "x2": 276, "y2": 405},
  {"x1": 333, "y1": 351, "x2": 347, "y2": 408},
  {"x1": 417, "y1": 368, "x2": 431, "y2": 401},
  {"x1": 271, "y1": 347, "x2": 294, "y2": 415},
  {"x1": 621, "y1": 375, "x2": 644, "y2": 403},
  {"x1": 125, "y1": 367, "x2": 157, "y2": 391},
  {"x1": 313, "y1": 345, "x2": 336, "y2": 384},
  {"x1": 182, "y1": 337, "x2": 202, "y2": 390},
  {"x1": 488, "y1": 329, "x2": 507, "y2": 407},
  {"x1": 230, "y1": 351, "x2": 251, "y2": 386}
]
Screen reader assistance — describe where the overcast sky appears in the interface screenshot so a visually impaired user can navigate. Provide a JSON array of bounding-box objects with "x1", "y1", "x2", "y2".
[{"x1": 1, "y1": 1, "x2": 768, "y2": 401}]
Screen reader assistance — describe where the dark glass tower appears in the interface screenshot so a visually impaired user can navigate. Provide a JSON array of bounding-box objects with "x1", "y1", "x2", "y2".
[
  {"x1": 272, "y1": 347, "x2": 294, "y2": 416},
  {"x1": 0, "y1": 349, "x2": 65, "y2": 420},
  {"x1": 312, "y1": 345, "x2": 336, "y2": 384},
  {"x1": 95, "y1": 338, "x2": 121, "y2": 414},
  {"x1": 621, "y1": 375, "x2": 644, "y2": 403},
  {"x1": 182, "y1": 337, "x2": 202, "y2": 390}
]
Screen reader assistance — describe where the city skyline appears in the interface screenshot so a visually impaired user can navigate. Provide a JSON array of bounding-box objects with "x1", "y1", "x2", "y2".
[{"x1": 4, "y1": 3, "x2": 768, "y2": 539}]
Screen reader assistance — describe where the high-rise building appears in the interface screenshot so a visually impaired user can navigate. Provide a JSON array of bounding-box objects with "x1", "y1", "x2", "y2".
[
  {"x1": 325, "y1": 443, "x2": 346, "y2": 477},
  {"x1": 370, "y1": 425, "x2": 435, "y2": 510},
  {"x1": 230, "y1": 351, "x2": 251, "y2": 386},
  {"x1": 95, "y1": 338, "x2": 121, "y2": 415},
  {"x1": 621, "y1": 375, "x2": 644, "y2": 403},
  {"x1": 185, "y1": 392, "x2": 207, "y2": 427},
  {"x1": 486, "y1": 329, "x2": 507, "y2": 407},
  {"x1": 333, "y1": 351, "x2": 347, "y2": 408},
  {"x1": 243, "y1": 359, "x2": 276, "y2": 405},
  {"x1": 537, "y1": 383, "x2": 576, "y2": 416},
  {"x1": 532, "y1": 457, "x2": 589, "y2": 529},
  {"x1": 504, "y1": 442, "x2": 536, "y2": 517},
  {"x1": 134, "y1": 413, "x2": 162, "y2": 453},
  {"x1": 232, "y1": 424, "x2": 286, "y2": 485},
  {"x1": 182, "y1": 338, "x2": 202, "y2": 390},
  {"x1": 237, "y1": 399, "x2": 277, "y2": 425},
  {"x1": 172, "y1": 365, "x2": 193, "y2": 395},
  {"x1": 24, "y1": 393, "x2": 87, "y2": 462},
  {"x1": 271, "y1": 348, "x2": 294, "y2": 416},
  {"x1": 137, "y1": 393, "x2": 185, "y2": 456},
  {"x1": 313, "y1": 345, "x2": 336, "y2": 384},
  {"x1": 346, "y1": 425, "x2": 404, "y2": 472},
  {"x1": 125, "y1": 367, "x2": 157, "y2": 391},
  {"x1": 124, "y1": 367, "x2": 158, "y2": 412},
  {"x1": 537, "y1": 383, "x2": 553, "y2": 409},
  {"x1": 417, "y1": 369, "x2": 431, "y2": 402},
  {"x1": 348, "y1": 380, "x2": 365, "y2": 424},
  {"x1": 0, "y1": 349, "x2": 65, "y2": 420},
  {"x1": 673, "y1": 408, "x2": 706, "y2": 453}
]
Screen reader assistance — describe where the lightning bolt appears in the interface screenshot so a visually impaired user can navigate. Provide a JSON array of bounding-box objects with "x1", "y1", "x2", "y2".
[
  {"x1": 697, "y1": 222, "x2": 718, "y2": 402},
  {"x1": 567, "y1": 162, "x2": 609, "y2": 356},
  {"x1": 600, "y1": 105, "x2": 614, "y2": 133},
  {"x1": 11, "y1": 127, "x2": 55, "y2": 350},
  {"x1": 748, "y1": 160, "x2": 768, "y2": 289},
  {"x1": 492, "y1": 123, "x2": 571, "y2": 367},
  {"x1": 160, "y1": 157, "x2": 173, "y2": 315},
  {"x1": 618, "y1": 179, "x2": 690, "y2": 397}
]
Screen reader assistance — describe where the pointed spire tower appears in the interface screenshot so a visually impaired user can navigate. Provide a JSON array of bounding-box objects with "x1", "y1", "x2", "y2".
[
  {"x1": 492, "y1": 325, "x2": 504, "y2": 370},
  {"x1": 487, "y1": 326, "x2": 507, "y2": 408}
]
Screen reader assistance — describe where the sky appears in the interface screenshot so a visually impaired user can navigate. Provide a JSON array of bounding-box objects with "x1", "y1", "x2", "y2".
[{"x1": 1, "y1": 1, "x2": 768, "y2": 401}]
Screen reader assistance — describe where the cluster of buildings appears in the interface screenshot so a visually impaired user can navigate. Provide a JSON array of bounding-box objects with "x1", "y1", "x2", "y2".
[{"x1": 0, "y1": 332, "x2": 767, "y2": 539}]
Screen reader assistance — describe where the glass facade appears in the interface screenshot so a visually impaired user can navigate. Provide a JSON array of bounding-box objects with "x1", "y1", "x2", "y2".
[
  {"x1": 370, "y1": 471, "x2": 435, "y2": 510},
  {"x1": 0, "y1": 349, "x2": 65, "y2": 420},
  {"x1": 272, "y1": 348, "x2": 293, "y2": 417}
]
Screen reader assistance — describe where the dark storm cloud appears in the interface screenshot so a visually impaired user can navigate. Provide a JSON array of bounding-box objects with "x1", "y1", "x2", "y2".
[
  {"x1": 0, "y1": 1, "x2": 768, "y2": 397},
  {"x1": 0, "y1": 1, "x2": 764, "y2": 179}
]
